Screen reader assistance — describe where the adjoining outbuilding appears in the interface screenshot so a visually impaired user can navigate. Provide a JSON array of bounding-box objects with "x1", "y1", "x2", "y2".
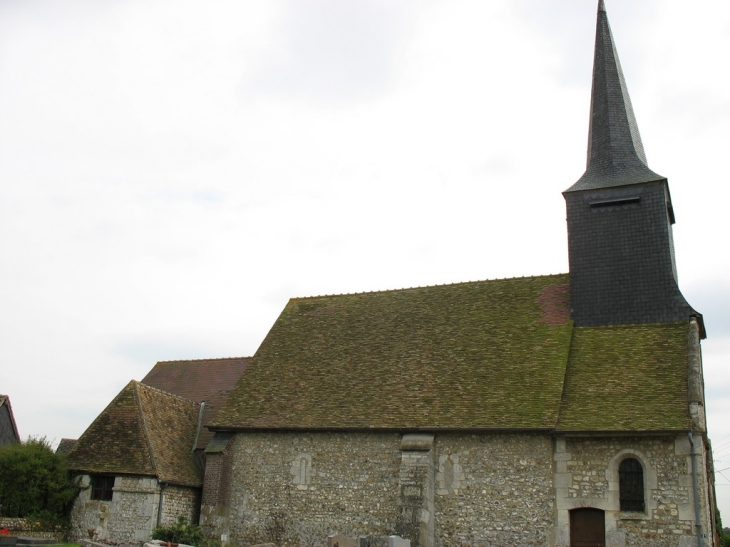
[
  {"x1": 67, "y1": 381, "x2": 202, "y2": 544},
  {"x1": 65, "y1": 357, "x2": 249, "y2": 545}
]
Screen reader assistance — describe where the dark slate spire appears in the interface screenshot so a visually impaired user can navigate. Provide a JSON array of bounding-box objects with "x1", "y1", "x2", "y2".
[
  {"x1": 565, "y1": 0, "x2": 664, "y2": 192},
  {"x1": 562, "y1": 0, "x2": 704, "y2": 337}
]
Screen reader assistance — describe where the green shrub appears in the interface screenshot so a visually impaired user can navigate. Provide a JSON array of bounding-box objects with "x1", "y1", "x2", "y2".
[
  {"x1": 0, "y1": 437, "x2": 78, "y2": 523},
  {"x1": 25, "y1": 509, "x2": 72, "y2": 532},
  {"x1": 152, "y1": 517, "x2": 219, "y2": 547}
]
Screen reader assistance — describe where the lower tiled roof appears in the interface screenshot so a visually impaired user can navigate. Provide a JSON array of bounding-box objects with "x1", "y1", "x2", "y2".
[
  {"x1": 141, "y1": 357, "x2": 249, "y2": 450},
  {"x1": 557, "y1": 322, "x2": 690, "y2": 431}
]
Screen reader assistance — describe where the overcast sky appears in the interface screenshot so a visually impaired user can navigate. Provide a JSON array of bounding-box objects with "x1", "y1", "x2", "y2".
[{"x1": 2, "y1": 0, "x2": 730, "y2": 519}]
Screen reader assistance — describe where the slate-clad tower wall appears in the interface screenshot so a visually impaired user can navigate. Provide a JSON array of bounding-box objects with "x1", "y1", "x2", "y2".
[
  {"x1": 564, "y1": 0, "x2": 699, "y2": 331},
  {"x1": 565, "y1": 181, "x2": 694, "y2": 327}
]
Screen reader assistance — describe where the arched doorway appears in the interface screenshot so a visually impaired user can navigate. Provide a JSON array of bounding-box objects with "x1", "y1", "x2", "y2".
[{"x1": 570, "y1": 508, "x2": 605, "y2": 547}]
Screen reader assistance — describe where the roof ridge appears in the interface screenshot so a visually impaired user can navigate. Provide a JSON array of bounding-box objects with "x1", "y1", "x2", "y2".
[
  {"x1": 292, "y1": 273, "x2": 569, "y2": 300},
  {"x1": 155, "y1": 356, "x2": 250, "y2": 364},
  {"x1": 133, "y1": 381, "x2": 159, "y2": 478},
  {"x1": 133, "y1": 380, "x2": 203, "y2": 486},
  {"x1": 135, "y1": 380, "x2": 199, "y2": 406},
  {"x1": 67, "y1": 382, "x2": 131, "y2": 460}
]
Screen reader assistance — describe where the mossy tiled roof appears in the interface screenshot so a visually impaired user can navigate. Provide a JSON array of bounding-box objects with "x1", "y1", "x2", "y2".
[
  {"x1": 214, "y1": 275, "x2": 574, "y2": 430},
  {"x1": 67, "y1": 381, "x2": 202, "y2": 486},
  {"x1": 213, "y1": 275, "x2": 693, "y2": 433},
  {"x1": 557, "y1": 323, "x2": 690, "y2": 431}
]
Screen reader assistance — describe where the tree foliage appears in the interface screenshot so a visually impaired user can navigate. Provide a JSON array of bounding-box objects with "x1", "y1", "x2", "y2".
[
  {"x1": 0, "y1": 437, "x2": 78, "y2": 523},
  {"x1": 718, "y1": 507, "x2": 730, "y2": 547}
]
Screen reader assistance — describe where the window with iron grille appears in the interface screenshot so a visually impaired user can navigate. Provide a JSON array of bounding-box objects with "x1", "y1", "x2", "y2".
[
  {"x1": 90, "y1": 475, "x2": 115, "y2": 501},
  {"x1": 619, "y1": 458, "x2": 645, "y2": 512}
]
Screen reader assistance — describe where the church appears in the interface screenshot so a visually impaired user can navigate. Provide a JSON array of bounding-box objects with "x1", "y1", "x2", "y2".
[
  {"x1": 198, "y1": 2, "x2": 716, "y2": 546},
  {"x1": 67, "y1": 2, "x2": 717, "y2": 547}
]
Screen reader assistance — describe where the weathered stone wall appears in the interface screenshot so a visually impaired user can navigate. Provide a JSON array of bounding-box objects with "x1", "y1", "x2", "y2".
[
  {"x1": 0, "y1": 518, "x2": 64, "y2": 541},
  {"x1": 69, "y1": 475, "x2": 201, "y2": 545},
  {"x1": 213, "y1": 432, "x2": 555, "y2": 547},
  {"x1": 396, "y1": 434, "x2": 435, "y2": 547},
  {"x1": 224, "y1": 432, "x2": 403, "y2": 547},
  {"x1": 201, "y1": 431, "x2": 714, "y2": 547},
  {"x1": 69, "y1": 475, "x2": 160, "y2": 544},
  {"x1": 696, "y1": 435, "x2": 716, "y2": 547},
  {"x1": 160, "y1": 484, "x2": 200, "y2": 526},
  {"x1": 433, "y1": 433, "x2": 554, "y2": 547},
  {"x1": 554, "y1": 434, "x2": 713, "y2": 547}
]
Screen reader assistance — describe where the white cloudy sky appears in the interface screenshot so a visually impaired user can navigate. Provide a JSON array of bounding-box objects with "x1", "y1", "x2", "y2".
[{"x1": 2, "y1": 0, "x2": 730, "y2": 518}]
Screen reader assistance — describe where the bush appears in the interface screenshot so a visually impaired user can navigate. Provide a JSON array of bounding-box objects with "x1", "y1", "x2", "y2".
[
  {"x1": 152, "y1": 517, "x2": 219, "y2": 547},
  {"x1": 0, "y1": 437, "x2": 78, "y2": 522},
  {"x1": 25, "y1": 509, "x2": 71, "y2": 532}
]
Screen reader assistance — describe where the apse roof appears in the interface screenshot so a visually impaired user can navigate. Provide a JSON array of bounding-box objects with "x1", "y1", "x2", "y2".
[{"x1": 66, "y1": 381, "x2": 202, "y2": 487}]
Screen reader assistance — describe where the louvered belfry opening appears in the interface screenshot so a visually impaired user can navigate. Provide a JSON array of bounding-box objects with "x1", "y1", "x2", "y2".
[{"x1": 619, "y1": 458, "x2": 645, "y2": 512}]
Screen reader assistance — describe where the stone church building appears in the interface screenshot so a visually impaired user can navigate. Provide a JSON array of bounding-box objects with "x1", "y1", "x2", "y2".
[
  {"x1": 199, "y1": 3, "x2": 717, "y2": 547},
  {"x1": 66, "y1": 2, "x2": 717, "y2": 547}
]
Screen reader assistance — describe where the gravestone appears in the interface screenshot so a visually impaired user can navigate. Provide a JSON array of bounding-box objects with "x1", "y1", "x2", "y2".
[
  {"x1": 388, "y1": 536, "x2": 410, "y2": 547},
  {"x1": 359, "y1": 536, "x2": 386, "y2": 547},
  {"x1": 327, "y1": 534, "x2": 355, "y2": 547}
]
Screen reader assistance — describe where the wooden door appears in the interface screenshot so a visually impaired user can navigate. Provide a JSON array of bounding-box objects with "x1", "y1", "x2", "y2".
[{"x1": 570, "y1": 508, "x2": 605, "y2": 547}]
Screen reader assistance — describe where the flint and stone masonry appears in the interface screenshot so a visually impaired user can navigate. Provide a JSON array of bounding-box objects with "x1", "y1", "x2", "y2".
[
  {"x1": 201, "y1": 432, "x2": 566, "y2": 547},
  {"x1": 69, "y1": 475, "x2": 200, "y2": 545},
  {"x1": 198, "y1": 430, "x2": 712, "y2": 547},
  {"x1": 554, "y1": 435, "x2": 714, "y2": 547}
]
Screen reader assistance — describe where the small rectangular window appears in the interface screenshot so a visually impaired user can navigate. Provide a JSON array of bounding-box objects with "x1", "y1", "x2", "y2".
[{"x1": 90, "y1": 475, "x2": 115, "y2": 501}]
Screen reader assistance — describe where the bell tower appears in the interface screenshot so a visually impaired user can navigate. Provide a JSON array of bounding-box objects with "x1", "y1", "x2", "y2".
[{"x1": 564, "y1": 0, "x2": 702, "y2": 333}]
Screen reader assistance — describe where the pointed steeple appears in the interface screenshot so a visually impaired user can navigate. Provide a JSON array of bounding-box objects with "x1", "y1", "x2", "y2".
[{"x1": 565, "y1": 0, "x2": 663, "y2": 192}]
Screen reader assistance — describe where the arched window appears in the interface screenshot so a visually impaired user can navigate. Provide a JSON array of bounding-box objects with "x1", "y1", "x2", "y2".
[{"x1": 619, "y1": 458, "x2": 644, "y2": 512}]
